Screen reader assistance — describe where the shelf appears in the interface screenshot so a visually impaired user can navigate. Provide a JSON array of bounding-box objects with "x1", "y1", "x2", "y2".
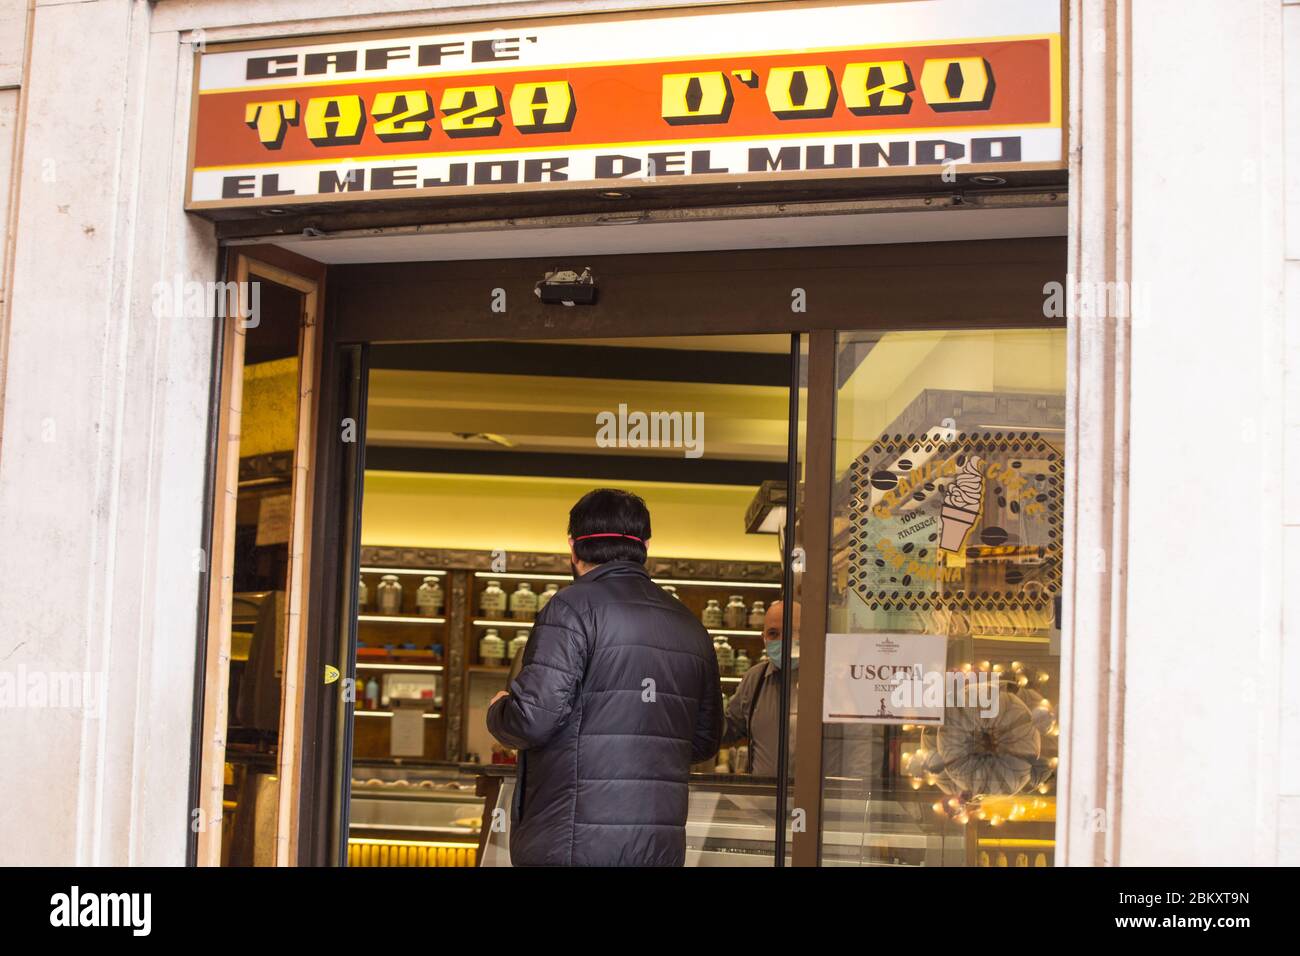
[
  {"x1": 707, "y1": 628, "x2": 762, "y2": 637},
  {"x1": 355, "y1": 710, "x2": 443, "y2": 719},
  {"x1": 474, "y1": 619, "x2": 533, "y2": 628},
  {"x1": 653, "y1": 577, "x2": 782, "y2": 589},
  {"x1": 468, "y1": 665, "x2": 510, "y2": 674},
  {"x1": 357, "y1": 662, "x2": 445, "y2": 673},
  {"x1": 721, "y1": 676, "x2": 743, "y2": 683},
  {"x1": 359, "y1": 614, "x2": 446, "y2": 624},
  {"x1": 474, "y1": 571, "x2": 571, "y2": 582},
  {"x1": 360, "y1": 567, "x2": 447, "y2": 576}
]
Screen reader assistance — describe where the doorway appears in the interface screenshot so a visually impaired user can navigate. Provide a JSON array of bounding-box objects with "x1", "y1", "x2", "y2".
[
  {"x1": 195, "y1": 234, "x2": 1066, "y2": 867},
  {"x1": 335, "y1": 333, "x2": 805, "y2": 866}
]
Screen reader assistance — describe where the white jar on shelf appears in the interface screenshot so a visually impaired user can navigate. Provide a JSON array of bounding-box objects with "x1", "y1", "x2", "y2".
[
  {"x1": 416, "y1": 576, "x2": 444, "y2": 616},
  {"x1": 508, "y1": 629, "x2": 529, "y2": 661},
  {"x1": 377, "y1": 574, "x2": 403, "y2": 615},
  {"x1": 701, "y1": 599, "x2": 723, "y2": 629},
  {"x1": 538, "y1": 583, "x2": 560, "y2": 612},
  {"x1": 358, "y1": 575, "x2": 369, "y2": 612},
  {"x1": 714, "y1": 635, "x2": 735, "y2": 675},
  {"x1": 723, "y1": 595, "x2": 747, "y2": 629},
  {"x1": 747, "y1": 600, "x2": 766, "y2": 629},
  {"x1": 509, "y1": 581, "x2": 539, "y2": 620},
  {"x1": 480, "y1": 580, "x2": 507, "y2": 617},
  {"x1": 479, "y1": 628, "x2": 506, "y2": 665}
]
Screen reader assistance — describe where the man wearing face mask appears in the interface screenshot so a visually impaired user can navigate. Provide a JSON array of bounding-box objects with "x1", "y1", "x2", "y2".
[{"x1": 720, "y1": 600, "x2": 800, "y2": 776}]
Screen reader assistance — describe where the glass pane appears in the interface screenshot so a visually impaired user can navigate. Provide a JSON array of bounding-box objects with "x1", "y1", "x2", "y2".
[
  {"x1": 777, "y1": 333, "x2": 807, "y2": 864},
  {"x1": 820, "y1": 329, "x2": 1065, "y2": 867},
  {"x1": 338, "y1": 334, "x2": 795, "y2": 866},
  {"x1": 220, "y1": 279, "x2": 304, "y2": 867}
]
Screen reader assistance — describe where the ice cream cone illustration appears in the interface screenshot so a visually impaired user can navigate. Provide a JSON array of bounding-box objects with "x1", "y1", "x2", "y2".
[{"x1": 940, "y1": 456, "x2": 985, "y2": 551}]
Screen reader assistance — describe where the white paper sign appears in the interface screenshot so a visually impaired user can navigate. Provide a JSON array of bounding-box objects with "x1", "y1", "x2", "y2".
[
  {"x1": 389, "y1": 702, "x2": 426, "y2": 757},
  {"x1": 255, "y1": 494, "x2": 292, "y2": 547},
  {"x1": 823, "y1": 632, "x2": 948, "y2": 725}
]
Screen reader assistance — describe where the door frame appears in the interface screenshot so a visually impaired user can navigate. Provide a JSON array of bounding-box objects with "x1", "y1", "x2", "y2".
[{"x1": 192, "y1": 246, "x2": 326, "y2": 867}]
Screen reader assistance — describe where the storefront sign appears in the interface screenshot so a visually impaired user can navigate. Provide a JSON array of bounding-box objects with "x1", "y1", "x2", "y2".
[
  {"x1": 186, "y1": 0, "x2": 1064, "y2": 210},
  {"x1": 823, "y1": 632, "x2": 948, "y2": 725}
]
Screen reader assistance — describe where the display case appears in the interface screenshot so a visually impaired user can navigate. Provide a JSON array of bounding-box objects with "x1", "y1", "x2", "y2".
[
  {"x1": 347, "y1": 761, "x2": 486, "y2": 866},
  {"x1": 475, "y1": 771, "x2": 960, "y2": 867}
]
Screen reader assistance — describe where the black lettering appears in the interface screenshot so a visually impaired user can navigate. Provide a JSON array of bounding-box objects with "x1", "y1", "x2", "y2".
[
  {"x1": 221, "y1": 175, "x2": 256, "y2": 199},
  {"x1": 246, "y1": 55, "x2": 298, "y2": 81},
  {"x1": 916, "y1": 139, "x2": 965, "y2": 164},
  {"x1": 646, "y1": 151, "x2": 686, "y2": 176},
  {"x1": 370, "y1": 166, "x2": 418, "y2": 190},
  {"x1": 805, "y1": 144, "x2": 853, "y2": 170},
  {"x1": 260, "y1": 173, "x2": 295, "y2": 196},
  {"x1": 595, "y1": 154, "x2": 642, "y2": 178},
  {"x1": 474, "y1": 160, "x2": 518, "y2": 185},
  {"x1": 303, "y1": 51, "x2": 358, "y2": 76},
  {"x1": 416, "y1": 42, "x2": 464, "y2": 67},
  {"x1": 318, "y1": 169, "x2": 365, "y2": 193},
  {"x1": 472, "y1": 37, "x2": 520, "y2": 62},
  {"x1": 971, "y1": 136, "x2": 1021, "y2": 163},
  {"x1": 523, "y1": 157, "x2": 569, "y2": 182},
  {"x1": 690, "y1": 150, "x2": 727, "y2": 175},
  {"x1": 859, "y1": 141, "x2": 910, "y2": 167},
  {"x1": 748, "y1": 146, "x2": 801, "y2": 172},
  {"x1": 423, "y1": 163, "x2": 468, "y2": 187},
  {"x1": 364, "y1": 47, "x2": 411, "y2": 71}
]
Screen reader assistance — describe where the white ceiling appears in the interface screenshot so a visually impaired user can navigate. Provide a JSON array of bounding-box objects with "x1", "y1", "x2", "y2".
[{"x1": 272, "y1": 205, "x2": 1066, "y2": 264}]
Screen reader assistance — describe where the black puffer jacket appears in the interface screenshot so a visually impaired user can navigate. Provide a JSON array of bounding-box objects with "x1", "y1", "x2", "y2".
[{"x1": 486, "y1": 561, "x2": 722, "y2": 866}]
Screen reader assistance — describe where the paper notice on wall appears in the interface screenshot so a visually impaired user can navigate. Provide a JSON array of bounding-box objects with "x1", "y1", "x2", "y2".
[
  {"x1": 823, "y1": 632, "x2": 948, "y2": 725},
  {"x1": 390, "y1": 703, "x2": 425, "y2": 757},
  {"x1": 255, "y1": 494, "x2": 292, "y2": 546}
]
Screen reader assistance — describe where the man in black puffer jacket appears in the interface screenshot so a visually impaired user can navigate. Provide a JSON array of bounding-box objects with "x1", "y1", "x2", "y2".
[{"x1": 486, "y1": 488, "x2": 722, "y2": 866}]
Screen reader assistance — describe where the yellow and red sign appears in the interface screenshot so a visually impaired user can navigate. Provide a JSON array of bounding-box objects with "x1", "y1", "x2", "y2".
[{"x1": 186, "y1": 1, "x2": 1063, "y2": 209}]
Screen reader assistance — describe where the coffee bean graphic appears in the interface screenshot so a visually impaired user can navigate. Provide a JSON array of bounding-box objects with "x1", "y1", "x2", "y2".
[
  {"x1": 870, "y1": 470, "x2": 898, "y2": 490},
  {"x1": 902, "y1": 542, "x2": 914, "y2": 553},
  {"x1": 1005, "y1": 568, "x2": 1024, "y2": 585},
  {"x1": 902, "y1": 575, "x2": 912, "y2": 586},
  {"x1": 897, "y1": 458, "x2": 913, "y2": 471},
  {"x1": 981, "y1": 527, "x2": 1009, "y2": 546}
]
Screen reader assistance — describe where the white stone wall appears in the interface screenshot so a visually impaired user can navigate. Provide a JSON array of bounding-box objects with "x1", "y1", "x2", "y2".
[
  {"x1": 1280, "y1": 0, "x2": 1300, "y2": 867},
  {"x1": 1121, "y1": 0, "x2": 1288, "y2": 865},
  {"x1": 0, "y1": 0, "x2": 216, "y2": 866}
]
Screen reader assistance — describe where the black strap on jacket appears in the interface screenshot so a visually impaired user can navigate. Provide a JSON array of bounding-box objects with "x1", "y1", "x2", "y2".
[{"x1": 744, "y1": 662, "x2": 774, "y2": 774}]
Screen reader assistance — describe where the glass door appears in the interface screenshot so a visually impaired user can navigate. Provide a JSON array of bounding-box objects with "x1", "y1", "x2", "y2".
[
  {"x1": 811, "y1": 328, "x2": 1066, "y2": 866},
  {"x1": 325, "y1": 333, "x2": 807, "y2": 866}
]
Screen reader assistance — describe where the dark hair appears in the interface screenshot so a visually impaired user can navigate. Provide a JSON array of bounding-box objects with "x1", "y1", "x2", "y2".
[{"x1": 568, "y1": 488, "x2": 651, "y2": 565}]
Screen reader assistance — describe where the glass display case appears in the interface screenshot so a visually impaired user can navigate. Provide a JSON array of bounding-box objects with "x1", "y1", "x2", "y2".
[{"x1": 346, "y1": 761, "x2": 484, "y2": 866}]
